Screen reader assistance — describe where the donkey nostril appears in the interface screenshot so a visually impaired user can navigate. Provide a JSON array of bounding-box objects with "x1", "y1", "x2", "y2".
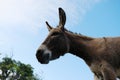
[
  {"x1": 36, "y1": 50, "x2": 44, "y2": 59},
  {"x1": 37, "y1": 50, "x2": 44, "y2": 54}
]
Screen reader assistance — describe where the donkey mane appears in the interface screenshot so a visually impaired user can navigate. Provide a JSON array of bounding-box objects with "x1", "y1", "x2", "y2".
[{"x1": 65, "y1": 29, "x2": 94, "y2": 40}]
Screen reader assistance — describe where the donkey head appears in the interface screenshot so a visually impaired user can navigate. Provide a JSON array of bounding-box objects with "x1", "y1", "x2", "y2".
[{"x1": 36, "y1": 8, "x2": 70, "y2": 64}]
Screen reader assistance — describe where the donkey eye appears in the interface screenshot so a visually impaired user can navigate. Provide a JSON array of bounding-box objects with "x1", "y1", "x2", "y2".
[{"x1": 52, "y1": 32, "x2": 60, "y2": 36}]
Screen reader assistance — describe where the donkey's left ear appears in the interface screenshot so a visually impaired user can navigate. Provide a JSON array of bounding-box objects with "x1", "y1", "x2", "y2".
[
  {"x1": 46, "y1": 21, "x2": 53, "y2": 31},
  {"x1": 58, "y1": 8, "x2": 66, "y2": 31}
]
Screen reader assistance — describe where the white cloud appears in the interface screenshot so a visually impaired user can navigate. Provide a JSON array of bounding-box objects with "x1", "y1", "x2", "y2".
[
  {"x1": 0, "y1": 0, "x2": 103, "y2": 53},
  {"x1": 0, "y1": 0, "x2": 102, "y2": 30}
]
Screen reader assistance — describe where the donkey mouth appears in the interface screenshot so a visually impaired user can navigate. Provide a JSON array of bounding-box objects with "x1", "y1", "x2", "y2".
[
  {"x1": 40, "y1": 59, "x2": 49, "y2": 64},
  {"x1": 42, "y1": 54, "x2": 50, "y2": 64},
  {"x1": 37, "y1": 55, "x2": 50, "y2": 64}
]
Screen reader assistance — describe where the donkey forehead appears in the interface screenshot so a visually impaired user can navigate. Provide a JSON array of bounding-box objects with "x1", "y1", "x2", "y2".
[{"x1": 49, "y1": 28, "x2": 63, "y2": 33}]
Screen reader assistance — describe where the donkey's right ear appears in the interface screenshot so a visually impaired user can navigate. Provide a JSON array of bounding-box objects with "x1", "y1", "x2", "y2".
[{"x1": 46, "y1": 21, "x2": 53, "y2": 31}]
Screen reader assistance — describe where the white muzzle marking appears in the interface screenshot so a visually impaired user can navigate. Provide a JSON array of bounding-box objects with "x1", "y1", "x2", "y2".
[{"x1": 39, "y1": 45, "x2": 52, "y2": 59}]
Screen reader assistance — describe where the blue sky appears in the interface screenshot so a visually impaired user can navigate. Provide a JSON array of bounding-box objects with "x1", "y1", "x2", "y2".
[{"x1": 0, "y1": 0, "x2": 120, "y2": 80}]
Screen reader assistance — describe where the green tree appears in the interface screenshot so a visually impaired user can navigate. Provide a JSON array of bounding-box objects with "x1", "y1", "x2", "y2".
[{"x1": 0, "y1": 57, "x2": 41, "y2": 80}]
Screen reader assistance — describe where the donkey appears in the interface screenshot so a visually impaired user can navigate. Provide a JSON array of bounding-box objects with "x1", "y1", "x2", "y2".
[{"x1": 36, "y1": 8, "x2": 120, "y2": 80}]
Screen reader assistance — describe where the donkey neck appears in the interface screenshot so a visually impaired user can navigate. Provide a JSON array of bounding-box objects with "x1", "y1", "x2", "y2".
[{"x1": 65, "y1": 31, "x2": 94, "y2": 65}]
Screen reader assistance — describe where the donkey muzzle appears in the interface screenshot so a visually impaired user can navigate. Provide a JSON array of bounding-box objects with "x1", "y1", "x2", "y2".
[{"x1": 36, "y1": 48, "x2": 51, "y2": 64}]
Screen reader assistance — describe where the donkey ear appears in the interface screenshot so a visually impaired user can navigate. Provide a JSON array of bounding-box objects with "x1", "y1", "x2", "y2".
[
  {"x1": 46, "y1": 21, "x2": 53, "y2": 31},
  {"x1": 58, "y1": 8, "x2": 66, "y2": 31}
]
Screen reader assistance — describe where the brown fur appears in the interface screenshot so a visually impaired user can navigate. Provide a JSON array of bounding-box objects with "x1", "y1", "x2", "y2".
[{"x1": 36, "y1": 8, "x2": 120, "y2": 80}]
